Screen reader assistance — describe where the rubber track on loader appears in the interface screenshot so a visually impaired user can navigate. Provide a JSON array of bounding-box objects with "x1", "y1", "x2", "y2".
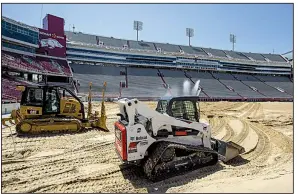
[
  {"x1": 143, "y1": 141, "x2": 219, "y2": 181},
  {"x1": 16, "y1": 118, "x2": 83, "y2": 136}
]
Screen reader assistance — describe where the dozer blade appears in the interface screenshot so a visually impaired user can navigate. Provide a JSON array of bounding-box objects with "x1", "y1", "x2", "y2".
[
  {"x1": 2, "y1": 117, "x2": 16, "y2": 127},
  {"x1": 99, "y1": 115, "x2": 108, "y2": 132},
  {"x1": 216, "y1": 139, "x2": 245, "y2": 163},
  {"x1": 88, "y1": 113, "x2": 109, "y2": 132}
]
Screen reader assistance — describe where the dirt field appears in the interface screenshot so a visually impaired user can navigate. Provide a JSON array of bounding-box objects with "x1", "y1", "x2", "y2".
[{"x1": 1, "y1": 101, "x2": 293, "y2": 193}]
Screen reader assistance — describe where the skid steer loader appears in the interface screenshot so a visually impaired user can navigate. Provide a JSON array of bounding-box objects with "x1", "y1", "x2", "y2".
[
  {"x1": 2, "y1": 82, "x2": 109, "y2": 135},
  {"x1": 114, "y1": 97, "x2": 245, "y2": 181}
]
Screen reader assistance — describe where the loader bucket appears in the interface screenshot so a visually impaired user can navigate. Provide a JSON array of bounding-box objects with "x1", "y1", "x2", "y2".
[{"x1": 216, "y1": 139, "x2": 245, "y2": 163}]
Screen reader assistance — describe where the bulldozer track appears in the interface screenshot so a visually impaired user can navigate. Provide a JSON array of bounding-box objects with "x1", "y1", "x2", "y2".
[{"x1": 15, "y1": 117, "x2": 83, "y2": 135}]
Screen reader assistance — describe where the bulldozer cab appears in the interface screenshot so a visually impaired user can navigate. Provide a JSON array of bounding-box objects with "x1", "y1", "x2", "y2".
[
  {"x1": 20, "y1": 85, "x2": 85, "y2": 118},
  {"x1": 156, "y1": 97, "x2": 200, "y2": 122}
]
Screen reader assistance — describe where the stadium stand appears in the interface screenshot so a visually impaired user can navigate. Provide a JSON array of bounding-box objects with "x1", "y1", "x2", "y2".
[
  {"x1": 1, "y1": 16, "x2": 293, "y2": 102},
  {"x1": 128, "y1": 40, "x2": 156, "y2": 51},
  {"x1": 211, "y1": 72, "x2": 262, "y2": 98},
  {"x1": 65, "y1": 31, "x2": 290, "y2": 66},
  {"x1": 254, "y1": 75, "x2": 293, "y2": 96},
  {"x1": 1, "y1": 77, "x2": 28, "y2": 101},
  {"x1": 121, "y1": 67, "x2": 167, "y2": 97},
  {"x1": 154, "y1": 42, "x2": 182, "y2": 53},
  {"x1": 201, "y1": 48, "x2": 228, "y2": 58},
  {"x1": 179, "y1": 46, "x2": 208, "y2": 56},
  {"x1": 261, "y1": 54, "x2": 287, "y2": 62},
  {"x1": 65, "y1": 31, "x2": 97, "y2": 45},
  {"x1": 71, "y1": 64, "x2": 123, "y2": 97},
  {"x1": 224, "y1": 50, "x2": 250, "y2": 60},
  {"x1": 70, "y1": 62, "x2": 293, "y2": 99},
  {"x1": 214, "y1": 72, "x2": 290, "y2": 98},
  {"x1": 231, "y1": 73, "x2": 291, "y2": 98},
  {"x1": 156, "y1": 69, "x2": 192, "y2": 97},
  {"x1": 241, "y1": 52, "x2": 267, "y2": 61},
  {"x1": 2, "y1": 51, "x2": 72, "y2": 77},
  {"x1": 96, "y1": 36, "x2": 128, "y2": 48},
  {"x1": 186, "y1": 71, "x2": 240, "y2": 97}
]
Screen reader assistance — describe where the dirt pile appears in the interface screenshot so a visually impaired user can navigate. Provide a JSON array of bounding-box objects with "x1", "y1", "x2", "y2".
[{"x1": 1, "y1": 101, "x2": 293, "y2": 193}]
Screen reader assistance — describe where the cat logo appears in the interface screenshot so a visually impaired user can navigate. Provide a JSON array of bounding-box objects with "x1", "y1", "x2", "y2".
[{"x1": 63, "y1": 103, "x2": 76, "y2": 113}]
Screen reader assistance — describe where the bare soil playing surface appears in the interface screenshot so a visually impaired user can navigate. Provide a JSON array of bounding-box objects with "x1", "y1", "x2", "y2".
[{"x1": 2, "y1": 101, "x2": 293, "y2": 193}]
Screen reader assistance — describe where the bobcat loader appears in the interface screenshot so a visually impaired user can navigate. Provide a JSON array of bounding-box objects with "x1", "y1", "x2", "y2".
[{"x1": 114, "y1": 97, "x2": 245, "y2": 181}]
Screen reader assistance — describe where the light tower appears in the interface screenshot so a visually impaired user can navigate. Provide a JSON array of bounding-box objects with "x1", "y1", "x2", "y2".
[
  {"x1": 230, "y1": 34, "x2": 236, "y2": 51},
  {"x1": 133, "y1": 21, "x2": 143, "y2": 41},
  {"x1": 186, "y1": 28, "x2": 194, "y2": 46}
]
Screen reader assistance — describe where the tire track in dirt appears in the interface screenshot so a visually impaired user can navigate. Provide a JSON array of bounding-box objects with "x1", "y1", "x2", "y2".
[
  {"x1": 240, "y1": 103, "x2": 258, "y2": 118},
  {"x1": 248, "y1": 121, "x2": 293, "y2": 168},
  {"x1": 2, "y1": 133, "x2": 119, "y2": 193},
  {"x1": 231, "y1": 119, "x2": 250, "y2": 144},
  {"x1": 212, "y1": 117, "x2": 228, "y2": 137},
  {"x1": 247, "y1": 103, "x2": 261, "y2": 119},
  {"x1": 220, "y1": 102, "x2": 246, "y2": 112},
  {"x1": 3, "y1": 144, "x2": 118, "y2": 173},
  {"x1": 19, "y1": 165, "x2": 138, "y2": 193},
  {"x1": 2, "y1": 129, "x2": 109, "y2": 157},
  {"x1": 221, "y1": 123, "x2": 235, "y2": 142},
  {"x1": 2, "y1": 146, "x2": 122, "y2": 193},
  {"x1": 2, "y1": 140, "x2": 115, "y2": 173},
  {"x1": 2, "y1": 101, "x2": 293, "y2": 193},
  {"x1": 242, "y1": 122, "x2": 271, "y2": 164},
  {"x1": 252, "y1": 104, "x2": 265, "y2": 120}
]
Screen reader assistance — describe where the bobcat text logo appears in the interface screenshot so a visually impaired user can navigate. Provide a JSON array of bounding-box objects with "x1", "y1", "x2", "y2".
[{"x1": 136, "y1": 136, "x2": 147, "y2": 141}]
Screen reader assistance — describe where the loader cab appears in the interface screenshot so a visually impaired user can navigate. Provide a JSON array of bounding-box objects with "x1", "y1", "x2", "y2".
[
  {"x1": 155, "y1": 98, "x2": 169, "y2": 114},
  {"x1": 156, "y1": 97, "x2": 200, "y2": 122}
]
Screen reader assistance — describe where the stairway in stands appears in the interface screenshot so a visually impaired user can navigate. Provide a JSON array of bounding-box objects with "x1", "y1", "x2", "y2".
[
  {"x1": 252, "y1": 75, "x2": 293, "y2": 97},
  {"x1": 230, "y1": 73, "x2": 267, "y2": 97},
  {"x1": 210, "y1": 72, "x2": 243, "y2": 98}
]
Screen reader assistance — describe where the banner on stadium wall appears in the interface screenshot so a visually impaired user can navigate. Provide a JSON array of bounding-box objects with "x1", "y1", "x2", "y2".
[{"x1": 37, "y1": 28, "x2": 66, "y2": 58}]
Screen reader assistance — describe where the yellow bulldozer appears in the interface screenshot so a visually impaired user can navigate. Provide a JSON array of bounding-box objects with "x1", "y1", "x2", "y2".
[{"x1": 2, "y1": 82, "x2": 109, "y2": 135}]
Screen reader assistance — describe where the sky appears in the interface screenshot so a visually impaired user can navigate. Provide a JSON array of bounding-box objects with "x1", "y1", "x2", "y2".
[{"x1": 2, "y1": 3, "x2": 293, "y2": 54}]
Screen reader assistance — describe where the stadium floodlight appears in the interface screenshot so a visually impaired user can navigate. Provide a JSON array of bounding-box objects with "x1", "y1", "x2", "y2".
[
  {"x1": 230, "y1": 34, "x2": 236, "y2": 51},
  {"x1": 186, "y1": 28, "x2": 194, "y2": 46},
  {"x1": 134, "y1": 21, "x2": 143, "y2": 41}
]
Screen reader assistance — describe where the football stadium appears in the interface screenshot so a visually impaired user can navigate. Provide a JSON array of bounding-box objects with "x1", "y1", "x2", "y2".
[{"x1": 1, "y1": 10, "x2": 293, "y2": 193}]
